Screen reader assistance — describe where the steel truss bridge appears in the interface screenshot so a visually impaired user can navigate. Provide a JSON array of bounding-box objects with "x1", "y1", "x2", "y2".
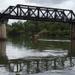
[{"x1": 0, "y1": 4, "x2": 75, "y2": 23}]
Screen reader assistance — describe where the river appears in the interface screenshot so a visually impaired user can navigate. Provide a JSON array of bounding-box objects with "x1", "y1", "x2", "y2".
[{"x1": 0, "y1": 37, "x2": 75, "y2": 75}]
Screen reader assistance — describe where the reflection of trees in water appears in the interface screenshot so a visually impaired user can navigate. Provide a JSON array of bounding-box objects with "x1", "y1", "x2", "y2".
[
  {"x1": 7, "y1": 56, "x2": 73, "y2": 74},
  {"x1": 8, "y1": 36, "x2": 70, "y2": 50},
  {"x1": 8, "y1": 36, "x2": 34, "y2": 49}
]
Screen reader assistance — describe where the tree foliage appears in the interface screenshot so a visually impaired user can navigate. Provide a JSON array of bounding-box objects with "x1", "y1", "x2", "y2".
[{"x1": 7, "y1": 20, "x2": 70, "y2": 39}]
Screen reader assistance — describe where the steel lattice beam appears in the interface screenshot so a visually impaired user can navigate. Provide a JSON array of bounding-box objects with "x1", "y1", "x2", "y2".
[{"x1": 0, "y1": 4, "x2": 75, "y2": 23}]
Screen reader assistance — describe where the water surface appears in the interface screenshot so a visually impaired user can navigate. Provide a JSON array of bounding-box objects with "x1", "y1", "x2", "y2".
[{"x1": 0, "y1": 37, "x2": 74, "y2": 75}]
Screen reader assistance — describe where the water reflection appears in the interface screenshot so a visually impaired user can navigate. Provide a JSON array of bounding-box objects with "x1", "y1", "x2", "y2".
[
  {"x1": 0, "y1": 37, "x2": 74, "y2": 75},
  {"x1": 0, "y1": 41, "x2": 8, "y2": 65},
  {"x1": 8, "y1": 36, "x2": 71, "y2": 50},
  {"x1": 3, "y1": 56, "x2": 74, "y2": 75},
  {"x1": 8, "y1": 57, "x2": 69, "y2": 73}
]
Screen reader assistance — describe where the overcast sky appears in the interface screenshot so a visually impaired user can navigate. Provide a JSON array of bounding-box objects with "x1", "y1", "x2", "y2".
[{"x1": 0, "y1": 0, "x2": 75, "y2": 23}]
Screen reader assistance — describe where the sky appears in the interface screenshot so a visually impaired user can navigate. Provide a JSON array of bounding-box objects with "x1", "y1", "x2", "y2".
[{"x1": 0, "y1": 0, "x2": 75, "y2": 24}]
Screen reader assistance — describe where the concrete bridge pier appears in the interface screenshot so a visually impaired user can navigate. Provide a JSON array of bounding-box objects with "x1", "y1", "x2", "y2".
[
  {"x1": 0, "y1": 20, "x2": 7, "y2": 40},
  {"x1": 0, "y1": 41, "x2": 8, "y2": 64},
  {"x1": 0, "y1": 20, "x2": 8, "y2": 64},
  {"x1": 70, "y1": 23, "x2": 75, "y2": 56}
]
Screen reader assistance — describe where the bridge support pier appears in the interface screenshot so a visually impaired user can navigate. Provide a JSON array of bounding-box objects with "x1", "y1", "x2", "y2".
[
  {"x1": 0, "y1": 41, "x2": 8, "y2": 64},
  {"x1": 71, "y1": 23, "x2": 75, "y2": 56},
  {"x1": 0, "y1": 21, "x2": 7, "y2": 40}
]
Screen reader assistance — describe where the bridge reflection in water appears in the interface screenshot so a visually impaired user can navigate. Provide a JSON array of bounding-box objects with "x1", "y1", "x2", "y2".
[
  {"x1": 0, "y1": 41, "x2": 74, "y2": 75},
  {"x1": 8, "y1": 56, "x2": 73, "y2": 74}
]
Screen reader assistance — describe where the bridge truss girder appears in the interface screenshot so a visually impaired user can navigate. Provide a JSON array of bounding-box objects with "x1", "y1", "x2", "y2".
[{"x1": 0, "y1": 4, "x2": 75, "y2": 23}]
